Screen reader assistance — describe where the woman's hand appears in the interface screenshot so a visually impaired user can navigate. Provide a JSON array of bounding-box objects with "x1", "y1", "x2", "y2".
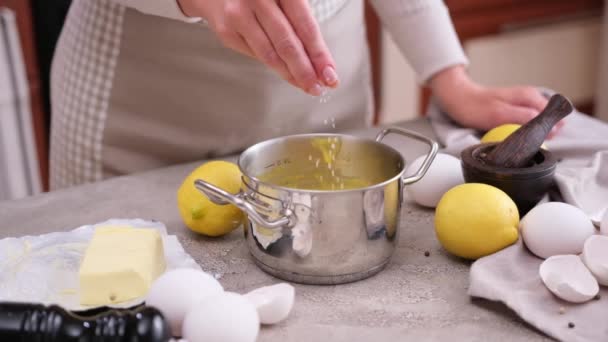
[
  {"x1": 430, "y1": 66, "x2": 564, "y2": 136},
  {"x1": 177, "y1": 0, "x2": 339, "y2": 95}
]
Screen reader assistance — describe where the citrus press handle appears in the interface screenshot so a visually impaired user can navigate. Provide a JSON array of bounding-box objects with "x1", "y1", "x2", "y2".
[
  {"x1": 194, "y1": 179, "x2": 294, "y2": 229},
  {"x1": 0, "y1": 302, "x2": 171, "y2": 342},
  {"x1": 375, "y1": 127, "x2": 439, "y2": 185}
]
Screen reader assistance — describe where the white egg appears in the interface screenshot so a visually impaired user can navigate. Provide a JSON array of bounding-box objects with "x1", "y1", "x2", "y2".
[
  {"x1": 539, "y1": 255, "x2": 599, "y2": 303},
  {"x1": 405, "y1": 153, "x2": 463, "y2": 208},
  {"x1": 601, "y1": 209, "x2": 608, "y2": 235},
  {"x1": 581, "y1": 235, "x2": 608, "y2": 286},
  {"x1": 520, "y1": 202, "x2": 596, "y2": 259},
  {"x1": 183, "y1": 292, "x2": 259, "y2": 342},
  {"x1": 146, "y1": 269, "x2": 223, "y2": 336},
  {"x1": 245, "y1": 283, "x2": 295, "y2": 324}
]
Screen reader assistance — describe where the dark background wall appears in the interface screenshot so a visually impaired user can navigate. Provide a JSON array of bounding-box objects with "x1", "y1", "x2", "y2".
[{"x1": 31, "y1": 0, "x2": 71, "y2": 123}]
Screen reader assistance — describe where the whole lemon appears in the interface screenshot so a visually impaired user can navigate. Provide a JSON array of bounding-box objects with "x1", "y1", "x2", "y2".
[
  {"x1": 434, "y1": 183, "x2": 519, "y2": 259},
  {"x1": 481, "y1": 124, "x2": 547, "y2": 149},
  {"x1": 480, "y1": 124, "x2": 522, "y2": 143},
  {"x1": 177, "y1": 161, "x2": 244, "y2": 237}
]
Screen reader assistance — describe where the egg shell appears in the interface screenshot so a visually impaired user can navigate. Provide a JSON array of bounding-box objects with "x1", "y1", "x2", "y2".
[
  {"x1": 601, "y1": 210, "x2": 608, "y2": 235},
  {"x1": 146, "y1": 269, "x2": 223, "y2": 336},
  {"x1": 582, "y1": 235, "x2": 608, "y2": 286},
  {"x1": 245, "y1": 283, "x2": 295, "y2": 324},
  {"x1": 520, "y1": 202, "x2": 596, "y2": 259},
  {"x1": 405, "y1": 153, "x2": 464, "y2": 208},
  {"x1": 182, "y1": 292, "x2": 259, "y2": 342},
  {"x1": 539, "y1": 254, "x2": 599, "y2": 303}
]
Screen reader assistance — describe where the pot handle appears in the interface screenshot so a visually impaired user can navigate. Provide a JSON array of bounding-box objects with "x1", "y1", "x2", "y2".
[
  {"x1": 375, "y1": 127, "x2": 439, "y2": 185},
  {"x1": 194, "y1": 179, "x2": 294, "y2": 229}
]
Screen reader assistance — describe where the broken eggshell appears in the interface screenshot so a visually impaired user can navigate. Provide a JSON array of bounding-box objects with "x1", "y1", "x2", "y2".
[
  {"x1": 539, "y1": 255, "x2": 599, "y2": 303},
  {"x1": 582, "y1": 235, "x2": 608, "y2": 286},
  {"x1": 520, "y1": 202, "x2": 596, "y2": 259},
  {"x1": 244, "y1": 283, "x2": 295, "y2": 325}
]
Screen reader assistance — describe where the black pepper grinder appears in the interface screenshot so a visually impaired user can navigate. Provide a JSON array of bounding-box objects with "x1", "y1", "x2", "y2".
[{"x1": 0, "y1": 302, "x2": 171, "y2": 342}]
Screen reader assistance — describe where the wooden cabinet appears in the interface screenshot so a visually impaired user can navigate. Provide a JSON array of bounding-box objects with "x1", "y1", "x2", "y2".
[
  {"x1": 0, "y1": 0, "x2": 48, "y2": 190},
  {"x1": 446, "y1": 0, "x2": 603, "y2": 41}
]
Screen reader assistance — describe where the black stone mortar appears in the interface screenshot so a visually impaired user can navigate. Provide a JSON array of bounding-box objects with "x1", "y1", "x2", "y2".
[{"x1": 461, "y1": 142, "x2": 557, "y2": 216}]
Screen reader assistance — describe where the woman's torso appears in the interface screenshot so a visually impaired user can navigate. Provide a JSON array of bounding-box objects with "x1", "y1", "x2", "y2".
[{"x1": 50, "y1": 0, "x2": 373, "y2": 189}]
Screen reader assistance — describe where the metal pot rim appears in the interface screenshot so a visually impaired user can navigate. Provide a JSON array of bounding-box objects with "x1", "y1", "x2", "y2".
[
  {"x1": 236, "y1": 132, "x2": 407, "y2": 194},
  {"x1": 194, "y1": 127, "x2": 438, "y2": 229}
]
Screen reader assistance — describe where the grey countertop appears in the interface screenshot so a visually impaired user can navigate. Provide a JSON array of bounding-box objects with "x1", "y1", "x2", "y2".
[{"x1": 0, "y1": 119, "x2": 550, "y2": 341}]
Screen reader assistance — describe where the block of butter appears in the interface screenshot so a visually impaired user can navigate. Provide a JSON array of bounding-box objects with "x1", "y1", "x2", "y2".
[{"x1": 78, "y1": 226, "x2": 166, "y2": 306}]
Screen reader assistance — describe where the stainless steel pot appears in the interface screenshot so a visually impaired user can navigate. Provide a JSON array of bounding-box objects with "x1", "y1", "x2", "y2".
[{"x1": 195, "y1": 127, "x2": 438, "y2": 285}]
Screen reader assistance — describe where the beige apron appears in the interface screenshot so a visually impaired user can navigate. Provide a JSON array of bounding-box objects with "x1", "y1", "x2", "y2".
[
  {"x1": 50, "y1": 0, "x2": 372, "y2": 188},
  {"x1": 102, "y1": 0, "x2": 372, "y2": 177}
]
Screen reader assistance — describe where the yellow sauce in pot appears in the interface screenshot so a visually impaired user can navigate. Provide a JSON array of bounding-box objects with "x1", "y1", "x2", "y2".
[{"x1": 257, "y1": 137, "x2": 374, "y2": 190}]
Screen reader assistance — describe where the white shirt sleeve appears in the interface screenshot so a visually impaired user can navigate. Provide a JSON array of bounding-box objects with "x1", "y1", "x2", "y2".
[
  {"x1": 110, "y1": 0, "x2": 202, "y2": 23},
  {"x1": 369, "y1": 0, "x2": 469, "y2": 84}
]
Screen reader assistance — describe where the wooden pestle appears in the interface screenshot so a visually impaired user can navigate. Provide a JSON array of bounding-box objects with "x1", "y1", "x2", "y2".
[{"x1": 484, "y1": 94, "x2": 573, "y2": 168}]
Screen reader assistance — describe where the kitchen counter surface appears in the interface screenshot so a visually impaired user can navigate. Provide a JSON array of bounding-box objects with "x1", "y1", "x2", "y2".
[{"x1": 0, "y1": 118, "x2": 550, "y2": 341}]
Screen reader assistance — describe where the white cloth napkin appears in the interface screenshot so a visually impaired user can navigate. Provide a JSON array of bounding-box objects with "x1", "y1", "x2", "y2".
[{"x1": 427, "y1": 88, "x2": 608, "y2": 342}]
